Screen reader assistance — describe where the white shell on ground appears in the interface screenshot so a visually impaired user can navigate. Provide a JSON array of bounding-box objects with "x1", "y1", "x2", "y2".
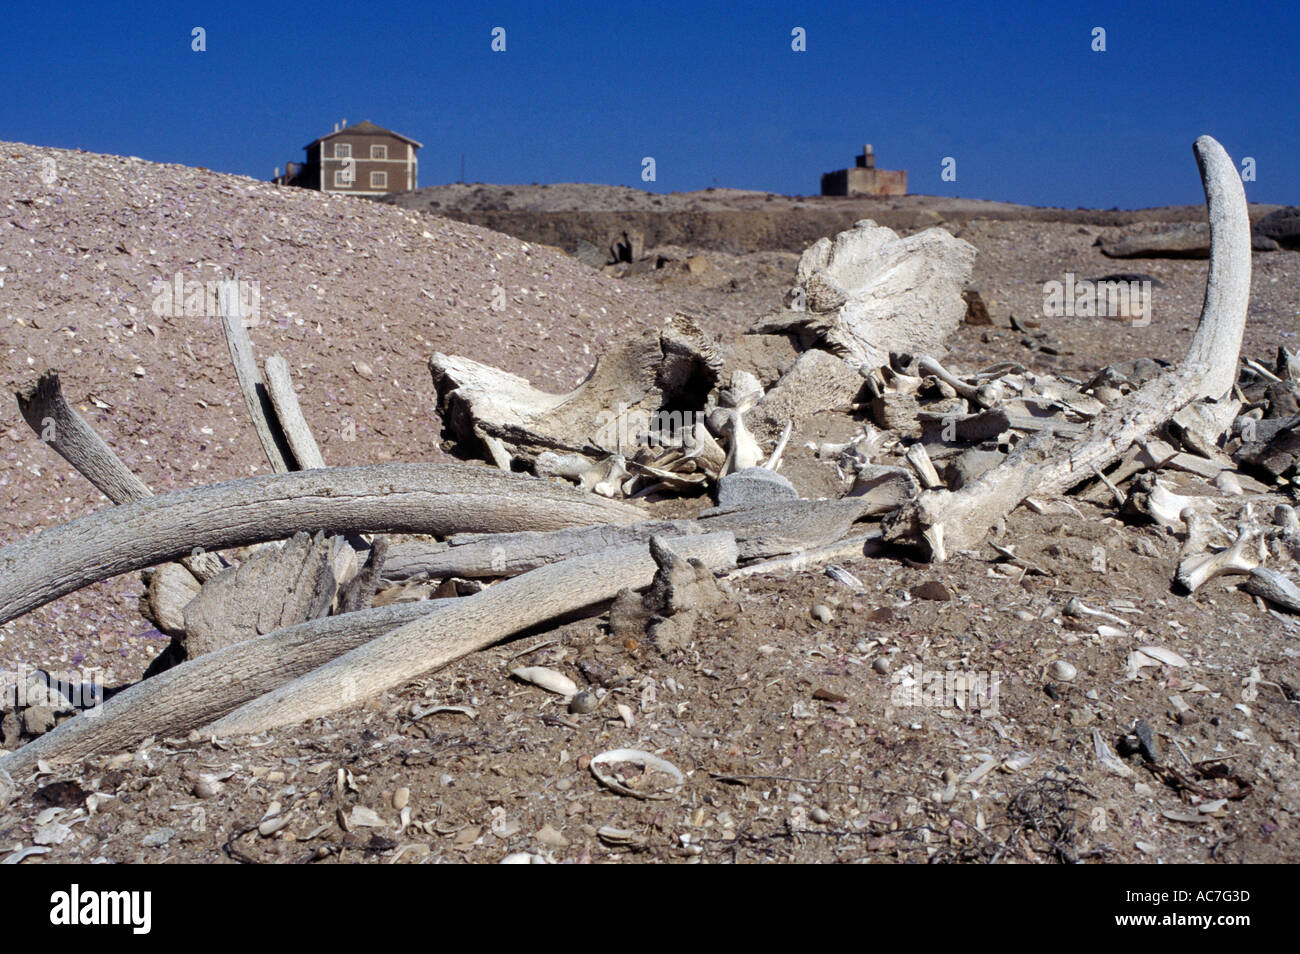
[
  {"x1": 589, "y1": 748, "x2": 684, "y2": 800},
  {"x1": 1136, "y1": 646, "x2": 1189, "y2": 668},
  {"x1": 510, "y1": 666, "x2": 578, "y2": 700}
]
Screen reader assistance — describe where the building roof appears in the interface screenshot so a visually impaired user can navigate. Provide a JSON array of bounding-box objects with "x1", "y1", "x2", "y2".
[{"x1": 305, "y1": 120, "x2": 423, "y2": 150}]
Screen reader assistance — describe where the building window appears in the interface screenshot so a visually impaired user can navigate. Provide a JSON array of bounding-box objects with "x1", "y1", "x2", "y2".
[
  {"x1": 334, "y1": 143, "x2": 351, "y2": 159},
  {"x1": 370, "y1": 171, "x2": 387, "y2": 189},
  {"x1": 333, "y1": 169, "x2": 353, "y2": 188},
  {"x1": 370, "y1": 144, "x2": 387, "y2": 160}
]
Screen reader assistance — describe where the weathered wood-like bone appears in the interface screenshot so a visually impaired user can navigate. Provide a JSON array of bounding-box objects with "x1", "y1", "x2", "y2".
[
  {"x1": 263, "y1": 355, "x2": 326, "y2": 470},
  {"x1": 750, "y1": 220, "x2": 977, "y2": 370},
  {"x1": 1244, "y1": 567, "x2": 1300, "y2": 612},
  {"x1": 219, "y1": 280, "x2": 296, "y2": 472},
  {"x1": 430, "y1": 314, "x2": 723, "y2": 467},
  {"x1": 16, "y1": 371, "x2": 152, "y2": 505},
  {"x1": 0, "y1": 532, "x2": 736, "y2": 773},
  {"x1": 0, "y1": 463, "x2": 644, "y2": 625},
  {"x1": 16, "y1": 371, "x2": 224, "y2": 583},
  {"x1": 203, "y1": 533, "x2": 738, "y2": 738},
  {"x1": 0, "y1": 600, "x2": 434, "y2": 776},
  {"x1": 916, "y1": 355, "x2": 1002, "y2": 409},
  {"x1": 1122, "y1": 474, "x2": 1216, "y2": 529},
  {"x1": 883, "y1": 136, "x2": 1251, "y2": 561}
]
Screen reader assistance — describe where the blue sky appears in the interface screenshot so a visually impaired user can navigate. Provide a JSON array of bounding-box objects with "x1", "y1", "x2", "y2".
[{"x1": 1, "y1": 1, "x2": 1296, "y2": 208}]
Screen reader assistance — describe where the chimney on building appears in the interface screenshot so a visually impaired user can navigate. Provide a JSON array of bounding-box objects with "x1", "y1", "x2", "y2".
[
  {"x1": 857, "y1": 144, "x2": 875, "y2": 169},
  {"x1": 341, "y1": 118, "x2": 347, "y2": 127}
]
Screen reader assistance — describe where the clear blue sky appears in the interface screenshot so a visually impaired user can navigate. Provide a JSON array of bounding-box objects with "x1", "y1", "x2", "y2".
[{"x1": 2, "y1": 0, "x2": 1296, "y2": 208}]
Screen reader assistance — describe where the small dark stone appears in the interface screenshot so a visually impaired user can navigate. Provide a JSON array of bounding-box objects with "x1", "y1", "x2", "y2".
[
  {"x1": 911, "y1": 580, "x2": 952, "y2": 601},
  {"x1": 1044, "y1": 683, "x2": 1061, "y2": 701},
  {"x1": 962, "y1": 289, "x2": 993, "y2": 326},
  {"x1": 1116, "y1": 733, "x2": 1141, "y2": 758},
  {"x1": 1134, "y1": 719, "x2": 1161, "y2": 762},
  {"x1": 359, "y1": 834, "x2": 398, "y2": 853},
  {"x1": 1265, "y1": 384, "x2": 1300, "y2": 420},
  {"x1": 812, "y1": 687, "x2": 848, "y2": 704},
  {"x1": 1254, "y1": 206, "x2": 1300, "y2": 250},
  {"x1": 32, "y1": 780, "x2": 86, "y2": 809}
]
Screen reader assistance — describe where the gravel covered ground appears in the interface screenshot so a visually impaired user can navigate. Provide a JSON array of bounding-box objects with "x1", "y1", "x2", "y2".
[{"x1": 1, "y1": 143, "x2": 1298, "y2": 863}]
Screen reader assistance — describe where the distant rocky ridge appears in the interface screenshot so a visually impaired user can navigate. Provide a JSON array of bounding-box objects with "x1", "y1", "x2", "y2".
[{"x1": 380, "y1": 182, "x2": 1288, "y2": 256}]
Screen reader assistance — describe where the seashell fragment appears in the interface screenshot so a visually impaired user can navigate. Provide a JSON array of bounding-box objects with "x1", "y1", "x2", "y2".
[
  {"x1": 597, "y1": 825, "x2": 647, "y2": 847},
  {"x1": 1049, "y1": 660, "x2": 1077, "y2": 682},
  {"x1": 589, "y1": 748, "x2": 684, "y2": 799},
  {"x1": 825, "y1": 564, "x2": 864, "y2": 590},
  {"x1": 1136, "y1": 646, "x2": 1189, "y2": 668},
  {"x1": 1, "y1": 845, "x2": 51, "y2": 864},
  {"x1": 510, "y1": 666, "x2": 578, "y2": 700}
]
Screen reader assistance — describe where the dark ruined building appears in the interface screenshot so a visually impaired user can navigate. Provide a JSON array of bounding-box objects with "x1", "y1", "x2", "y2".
[{"x1": 821, "y1": 144, "x2": 907, "y2": 197}]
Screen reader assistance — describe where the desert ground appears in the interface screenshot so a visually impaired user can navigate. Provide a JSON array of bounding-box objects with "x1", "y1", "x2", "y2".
[{"x1": 0, "y1": 141, "x2": 1297, "y2": 863}]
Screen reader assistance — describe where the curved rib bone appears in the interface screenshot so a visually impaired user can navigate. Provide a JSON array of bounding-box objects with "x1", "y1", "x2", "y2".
[
  {"x1": 884, "y1": 136, "x2": 1252, "y2": 561},
  {"x1": 0, "y1": 464, "x2": 644, "y2": 625}
]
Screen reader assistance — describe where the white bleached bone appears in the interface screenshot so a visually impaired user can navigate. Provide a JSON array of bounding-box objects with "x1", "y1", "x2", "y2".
[
  {"x1": 1267, "y1": 504, "x2": 1300, "y2": 562},
  {"x1": 1092, "y1": 729, "x2": 1133, "y2": 777},
  {"x1": 763, "y1": 421, "x2": 793, "y2": 471},
  {"x1": 758, "y1": 221, "x2": 976, "y2": 370},
  {"x1": 581, "y1": 454, "x2": 630, "y2": 498},
  {"x1": 904, "y1": 442, "x2": 943, "y2": 490},
  {"x1": 846, "y1": 464, "x2": 920, "y2": 515},
  {"x1": 809, "y1": 438, "x2": 854, "y2": 458},
  {"x1": 1064, "y1": 597, "x2": 1129, "y2": 628},
  {"x1": 883, "y1": 137, "x2": 1252, "y2": 561},
  {"x1": 1126, "y1": 645, "x2": 1190, "y2": 679},
  {"x1": 917, "y1": 355, "x2": 1003, "y2": 409},
  {"x1": 510, "y1": 666, "x2": 578, "y2": 700},
  {"x1": 883, "y1": 367, "x2": 924, "y2": 395},
  {"x1": 721, "y1": 370, "x2": 764, "y2": 412},
  {"x1": 536, "y1": 451, "x2": 597, "y2": 482},
  {"x1": 1175, "y1": 525, "x2": 1266, "y2": 594},
  {"x1": 1126, "y1": 476, "x2": 1216, "y2": 529},
  {"x1": 715, "y1": 409, "x2": 763, "y2": 474},
  {"x1": 814, "y1": 422, "x2": 897, "y2": 463},
  {"x1": 1213, "y1": 472, "x2": 1243, "y2": 495},
  {"x1": 680, "y1": 419, "x2": 727, "y2": 476}
]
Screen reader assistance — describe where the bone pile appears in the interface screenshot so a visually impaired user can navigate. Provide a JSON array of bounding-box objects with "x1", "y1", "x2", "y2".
[{"x1": 2, "y1": 135, "x2": 1291, "y2": 775}]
